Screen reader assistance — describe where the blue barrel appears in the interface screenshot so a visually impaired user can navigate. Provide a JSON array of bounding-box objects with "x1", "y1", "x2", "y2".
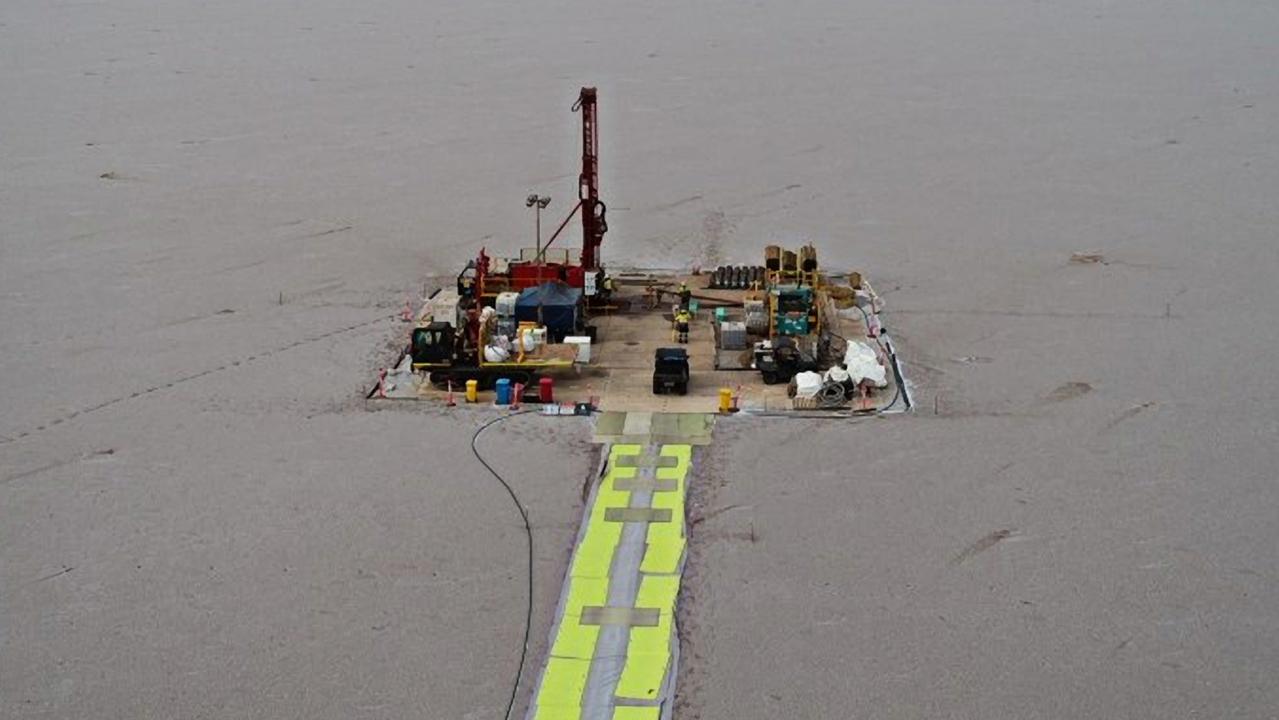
[{"x1": 494, "y1": 378, "x2": 512, "y2": 405}]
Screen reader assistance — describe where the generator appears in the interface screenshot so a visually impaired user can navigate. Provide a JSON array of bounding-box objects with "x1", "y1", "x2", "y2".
[{"x1": 771, "y1": 285, "x2": 816, "y2": 336}]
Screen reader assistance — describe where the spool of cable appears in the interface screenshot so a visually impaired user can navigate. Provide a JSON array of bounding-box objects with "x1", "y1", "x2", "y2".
[{"x1": 817, "y1": 381, "x2": 848, "y2": 408}]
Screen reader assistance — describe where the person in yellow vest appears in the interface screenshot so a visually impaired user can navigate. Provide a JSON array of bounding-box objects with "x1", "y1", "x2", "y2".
[{"x1": 674, "y1": 308, "x2": 691, "y2": 343}]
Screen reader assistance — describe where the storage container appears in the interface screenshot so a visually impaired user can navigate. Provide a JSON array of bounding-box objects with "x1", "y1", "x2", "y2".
[
  {"x1": 494, "y1": 378, "x2": 512, "y2": 405},
  {"x1": 719, "y1": 321, "x2": 748, "y2": 350},
  {"x1": 563, "y1": 336, "x2": 592, "y2": 363},
  {"x1": 495, "y1": 292, "x2": 520, "y2": 318}
]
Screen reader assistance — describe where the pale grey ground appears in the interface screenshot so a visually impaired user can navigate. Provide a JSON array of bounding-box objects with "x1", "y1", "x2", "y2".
[{"x1": 2, "y1": 0, "x2": 1278, "y2": 718}]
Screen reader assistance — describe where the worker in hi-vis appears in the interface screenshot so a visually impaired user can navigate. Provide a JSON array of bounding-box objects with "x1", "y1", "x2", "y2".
[{"x1": 675, "y1": 309, "x2": 691, "y2": 343}]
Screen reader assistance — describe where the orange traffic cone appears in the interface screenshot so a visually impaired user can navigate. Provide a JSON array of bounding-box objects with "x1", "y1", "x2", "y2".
[
  {"x1": 445, "y1": 380, "x2": 456, "y2": 407},
  {"x1": 856, "y1": 385, "x2": 873, "y2": 412}
]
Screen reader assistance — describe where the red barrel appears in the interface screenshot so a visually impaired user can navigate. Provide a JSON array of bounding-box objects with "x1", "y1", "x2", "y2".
[{"x1": 539, "y1": 376, "x2": 554, "y2": 403}]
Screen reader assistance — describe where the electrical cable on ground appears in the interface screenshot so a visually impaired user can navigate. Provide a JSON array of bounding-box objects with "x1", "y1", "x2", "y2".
[
  {"x1": 470, "y1": 409, "x2": 537, "y2": 720},
  {"x1": 823, "y1": 303, "x2": 907, "y2": 414}
]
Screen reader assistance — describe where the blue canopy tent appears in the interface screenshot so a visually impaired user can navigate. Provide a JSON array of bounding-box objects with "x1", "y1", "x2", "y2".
[{"x1": 514, "y1": 282, "x2": 583, "y2": 341}]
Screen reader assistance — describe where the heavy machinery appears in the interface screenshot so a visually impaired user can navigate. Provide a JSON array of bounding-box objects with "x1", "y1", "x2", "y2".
[
  {"x1": 652, "y1": 348, "x2": 690, "y2": 395},
  {"x1": 751, "y1": 242, "x2": 826, "y2": 383},
  {"x1": 410, "y1": 301, "x2": 578, "y2": 389},
  {"x1": 467, "y1": 87, "x2": 611, "y2": 304},
  {"x1": 753, "y1": 336, "x2": 818, "y2": 385},
  {"x1": 411, "y1": 87, "x2": 612, "y2": 389},
  {"x1": 770, "y1": 285, "x2": 818, "y2": 336}
]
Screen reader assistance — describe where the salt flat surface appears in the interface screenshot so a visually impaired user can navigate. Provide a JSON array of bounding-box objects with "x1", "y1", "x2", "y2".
[{"x1": 2, "y1": 0, "x2": 1278, "y2": 717}]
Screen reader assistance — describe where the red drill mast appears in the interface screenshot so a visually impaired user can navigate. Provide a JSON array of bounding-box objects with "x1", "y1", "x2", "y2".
[
  {"x1": 470, "y1": 87, "x2": 608, "y2": 300},
  {"x1": 575, "y1": 87, "x2": 606, "y2": 272}
]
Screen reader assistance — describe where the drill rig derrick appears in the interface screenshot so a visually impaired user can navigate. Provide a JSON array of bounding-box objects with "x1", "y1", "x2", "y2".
[
  {"x1": 574, "y1": 87, "x2": 607, "y2": 277},
  {"x1": 472, "y1": 87, "x2": 611, "y2": 303}
]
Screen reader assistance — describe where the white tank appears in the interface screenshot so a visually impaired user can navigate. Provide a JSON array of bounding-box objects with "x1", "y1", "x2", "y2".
[
  {"x1": 519, "y1": 328, "x2": 541, "y2": 352},
  {"x1": 496, "y1": 292, "x2": 520, "y2": 318}
]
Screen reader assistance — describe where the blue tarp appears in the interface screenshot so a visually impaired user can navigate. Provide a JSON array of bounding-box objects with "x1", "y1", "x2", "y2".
[{"x1": 515, "y1": 282, "x2": 582, "y2": 339}]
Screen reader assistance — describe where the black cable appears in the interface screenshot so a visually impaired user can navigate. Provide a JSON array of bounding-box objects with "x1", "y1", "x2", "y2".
[
  {"x1": 470, "y1": 409, "x2": 537, "y2": 720},
  {"x1": 835, "y1": 304, "x2": 906, "y2": 413},
  {"x1": 878, "y1": 367, "x2": 903, "y2": 412}
]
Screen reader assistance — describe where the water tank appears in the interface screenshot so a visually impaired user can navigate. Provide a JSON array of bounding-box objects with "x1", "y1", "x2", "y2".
[
  {"x1": 495, "y1": 292, "x2": 519, "y2": 318},
  {"x1": 719, "y1": 321, "x2": 748, "y2": 350}
]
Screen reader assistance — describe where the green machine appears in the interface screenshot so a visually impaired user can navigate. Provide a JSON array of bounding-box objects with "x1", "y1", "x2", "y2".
[{"x1": 771, "y1": 285, "x2": 816, "y2": 336}]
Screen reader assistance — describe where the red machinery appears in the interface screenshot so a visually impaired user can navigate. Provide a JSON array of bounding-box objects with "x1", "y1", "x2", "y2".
[{"x1": 466, "y1": 87, "x2": 609, "y2": 302}]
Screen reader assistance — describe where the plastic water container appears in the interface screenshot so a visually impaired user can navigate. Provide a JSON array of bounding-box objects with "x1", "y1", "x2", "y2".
[
  {"x1": 494, "y1": 378, "x2": 512, "y2": 405},
  {"x1": 563, "y1": 336, "x2": 591, "y2": 363},
  {"x1": 519, "y1": 328, "x2": 539, "y2": 352},
  {"x1": 719, "y1": 321, "x2": 747, "y2": 350},
  {"x1": 495, "y1": 292, "x2": 519, "y2": 318}
]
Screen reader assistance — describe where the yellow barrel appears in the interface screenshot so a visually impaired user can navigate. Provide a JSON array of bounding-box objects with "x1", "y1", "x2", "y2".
[
  {"x1": 718, "y1": 387, "x2": 733, "y2": 413},
  {"x1": 465, "y1": 379, "x2": 479, "y2": 403}
]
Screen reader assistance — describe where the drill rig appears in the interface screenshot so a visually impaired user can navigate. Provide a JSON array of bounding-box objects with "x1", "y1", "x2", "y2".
[
  {"x1": 459, "y1": 87, "x2": 610, "y2": 303},
  {"x1": 411, "y1": 87, "x2": 610, "y2": 388}
]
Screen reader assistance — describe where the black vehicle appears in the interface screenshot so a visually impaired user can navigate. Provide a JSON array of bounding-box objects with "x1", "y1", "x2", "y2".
[
  {"x1": 754, "y1": 336, "x2": 817, "y2": 385},
  {"x1": 652, "y1": 347, "x2": 690, "y2": 395}
]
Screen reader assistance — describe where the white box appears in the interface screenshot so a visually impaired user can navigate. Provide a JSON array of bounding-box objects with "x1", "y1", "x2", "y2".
[{"x1": 563, "y1": 336, "x2": 592, "y2": 363}]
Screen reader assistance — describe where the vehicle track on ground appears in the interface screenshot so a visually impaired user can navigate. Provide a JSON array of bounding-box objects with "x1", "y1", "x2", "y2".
[{"x1": 0, "y1": 313, "x2": 397, "y2": 448}]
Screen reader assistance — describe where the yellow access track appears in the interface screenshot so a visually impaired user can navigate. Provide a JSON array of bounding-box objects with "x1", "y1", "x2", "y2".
[{"x1": 528, "y1": 412, "x2": 713, "y2": 720}]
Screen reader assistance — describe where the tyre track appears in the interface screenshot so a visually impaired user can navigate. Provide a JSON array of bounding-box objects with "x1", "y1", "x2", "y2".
[{"x1": 0, "y1": 313, "x2": 396, "y2": 446}]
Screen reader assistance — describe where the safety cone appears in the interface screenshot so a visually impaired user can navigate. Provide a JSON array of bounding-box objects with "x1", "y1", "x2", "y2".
[
  {"x1": 376, "y1": 368, "x2": 388, "y2": 398},
  {"x1": 445, "y1": 380, "x2": 456, "y2": 407},
  {"x1": 512, "y1": 382, "x2": 523, "y2": 410},
  {"x1": 856, "y1": 385, "x2": 873, "y2": 413}
]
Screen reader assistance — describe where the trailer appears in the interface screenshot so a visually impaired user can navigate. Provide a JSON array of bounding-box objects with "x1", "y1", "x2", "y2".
[{"x1": 410, "y1": 318, "x2": 576, "y2": 389}]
